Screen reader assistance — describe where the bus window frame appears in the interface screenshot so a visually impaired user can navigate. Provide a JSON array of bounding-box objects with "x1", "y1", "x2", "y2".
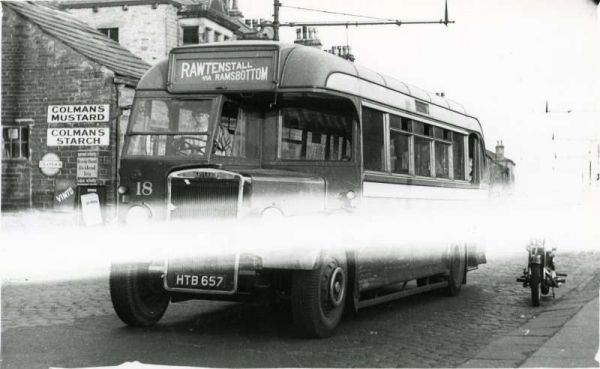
[
  {"x1": 209, "y1": 96, "x2": 263, "y2": 165},
  {"x1": 274, "y1": 99, "x2": 359, "y2": 166},
  {"x1": 122, "y1": 94, "x2": 222, "y2": 159},
  {"x1": 360, "y1": 100, "x2": 477, "y2": 187}
]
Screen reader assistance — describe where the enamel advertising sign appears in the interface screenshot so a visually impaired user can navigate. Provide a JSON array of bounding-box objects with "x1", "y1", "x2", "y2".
[
  {"x1": 47, "y1": 105, "x2": 109, "y2": 123},
  {"x1": 47, "y1": 127, "x2": 110, "y2": 146},
  {"x1": 169, "y1": 50, "x2": 276, "y2": 92}
]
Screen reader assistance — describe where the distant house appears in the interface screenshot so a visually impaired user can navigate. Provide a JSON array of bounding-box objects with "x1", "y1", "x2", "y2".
[
  {"x1": 58, "y1": 0, "x2": 257, "y2": 65},
  {"x1": 1, "y1": 1, "x2": 149, "y2": 215},
  {"x1": 486, "y1": 141, "x2": 516, "y2": 192}
]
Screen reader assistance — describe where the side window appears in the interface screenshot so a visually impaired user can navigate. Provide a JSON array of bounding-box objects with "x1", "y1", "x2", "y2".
[
  {"x1": 389, "y1": 115, "x2": 411, "y2": 174},
  {"x1": 434, "y1": 127, "x2": 451, "y2": 179},
  {"x1": 359, "y1": 107, "x2": 473, "y2": 182},
  {"x1": 453, "y1": 133, "x2": 466, "y2": 180},
  {"x1": 413, "y1": 121, "x2": 432, "y2": 177},
  {"x1": 280, "y1": 105, "x2": 353, "y2": 161},
  {"x1": 362, "y1": 107, "x2": 385, "y2": 171},
  {"x1": 468, "y1": 134, "x2": 481, "y2": 183}
]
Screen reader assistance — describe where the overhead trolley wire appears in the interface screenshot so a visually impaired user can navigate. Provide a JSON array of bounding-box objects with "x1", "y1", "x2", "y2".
[{"x1": 280, "y1": 4, "x2": 395, "y2": 21}]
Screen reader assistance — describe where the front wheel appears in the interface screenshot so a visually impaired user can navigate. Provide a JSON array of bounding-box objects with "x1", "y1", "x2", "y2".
[
  {"x1": 291, "y1": 254, "x2": 347, "y2": 338},
  {"x1": 109, "y1": 263, "x2": 170, "y2": 326},
  {"x1": 530, "y1": 264, "x2": 542, "y2": 307}
]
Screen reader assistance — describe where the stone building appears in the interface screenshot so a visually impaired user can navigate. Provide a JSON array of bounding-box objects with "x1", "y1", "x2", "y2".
[
  {"x1": 486, "y1": 141, "x2": 516, "y2": 193},
  {"x1": 58, "y1": 0, "x2": 256, "y2": 65},
  {"x1": 1, "y1": 1, "x2": 149, "y2": 218}
]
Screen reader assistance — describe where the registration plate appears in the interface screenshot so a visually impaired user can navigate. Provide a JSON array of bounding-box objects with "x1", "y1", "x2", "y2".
[{"x1": 165, "y1": 254, "x2": 238, "y2": 293}]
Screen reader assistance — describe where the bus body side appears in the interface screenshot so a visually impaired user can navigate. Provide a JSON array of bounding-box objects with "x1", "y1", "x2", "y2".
[{"x1": 111, "y1": 41, "x2": 487, "y2": 338}]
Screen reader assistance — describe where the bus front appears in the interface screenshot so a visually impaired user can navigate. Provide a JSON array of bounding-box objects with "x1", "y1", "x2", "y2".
[{"x1": 119, "y1": 44, "x2": 286, "y2": 224}]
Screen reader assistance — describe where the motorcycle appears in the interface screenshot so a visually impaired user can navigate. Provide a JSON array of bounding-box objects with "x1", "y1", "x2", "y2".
[{"x1": 516, "y1": 239, "x2": 567, "y2": 306}]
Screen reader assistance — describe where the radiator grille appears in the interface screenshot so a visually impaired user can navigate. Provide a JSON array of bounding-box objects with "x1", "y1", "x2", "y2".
[{"x1": 170, "y1": 177, "x2": 239, "y2": 219}]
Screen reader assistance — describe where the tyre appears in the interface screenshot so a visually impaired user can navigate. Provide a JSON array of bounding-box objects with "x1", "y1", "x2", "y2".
[
  {"x1": 447, "y1": 245, "x2": 466, "y2": 296},
  {"x1": 541, "y1": 280, "x2": 550, "y2": 295},
  {"x1": 109, "y1": 262, "x2": 170, "y2": 327},
  {"x1": 291, "y1": 254, "x2": 347, "y2": 338},
  {"x1": 530, "y1": 264, "x2": 541, "y2": 307}
]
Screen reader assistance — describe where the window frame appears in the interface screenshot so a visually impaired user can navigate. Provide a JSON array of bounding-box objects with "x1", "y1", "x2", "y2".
[
  {"x1": 98, "y1": 27, "x2": 119, "y2": 43},
  {"x1": 360, "y1": 101, "x2": 473, "y2": 184},
  {"x1": 182, "y1": 25, "x2": 200, "y2": 45},
  {"x1": 2, "y1": 122, "x2": 31, "y2": 161},
  {"x1": 389, "y1": 125, "x2": 412, "y2": 175},
  {"x1": 276, "y1": 103, "x2": 357, "y2": 164}
]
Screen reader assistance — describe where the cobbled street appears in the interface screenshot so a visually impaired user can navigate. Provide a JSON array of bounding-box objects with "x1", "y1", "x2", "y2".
[{"x1": 1, "y1": 250, "x2": 599, "y2": 368}]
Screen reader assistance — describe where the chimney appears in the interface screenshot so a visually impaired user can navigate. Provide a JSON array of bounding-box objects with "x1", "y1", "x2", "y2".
[
  {"x1": 496, "y1": 140, "x2": 505, "y2": 160},
  {"x1": 293, "y1": 27, "x2": 322, "y2": 49},
  {"x1": 228, "y1": 0, "x2": 243, "y2": 19}
]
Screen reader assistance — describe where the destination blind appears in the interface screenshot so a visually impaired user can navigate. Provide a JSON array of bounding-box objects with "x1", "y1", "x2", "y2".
[{"x1": 170, "y1": 55, "x2": 275, "y2": 92}]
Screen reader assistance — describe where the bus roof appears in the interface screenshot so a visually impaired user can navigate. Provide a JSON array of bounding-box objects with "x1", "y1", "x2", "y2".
[{"x1": 139, "y1": 41, "x2": 483, "y2": 135}]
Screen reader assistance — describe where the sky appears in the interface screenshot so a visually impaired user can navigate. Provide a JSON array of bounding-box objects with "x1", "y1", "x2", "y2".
[{"x1": 239, "y1": 0, "x2": 600, "y2": 198}]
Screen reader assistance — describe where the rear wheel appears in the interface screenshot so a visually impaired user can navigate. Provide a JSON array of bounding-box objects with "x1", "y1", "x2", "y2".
[
  {"x1": 530, "y1": 264, "x2": 542, "y2": 307},
  {"x1": 109, "y1": 263, "x2": 170, "y2": 326},
  {"x1": 541, "y1": 272, "x2": 550, "y2": 295},
  {"x1": 291, "y1": 254, "x2": 347, "y2": 338},
  {"x1": 447, "y1": 245, "x2": 466, "y2": 296}
]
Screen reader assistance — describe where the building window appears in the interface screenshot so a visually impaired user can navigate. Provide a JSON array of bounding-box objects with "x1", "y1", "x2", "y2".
[
  {"x1": 182, "y1": 26, "x2": 199, "y2": 45},
  {"x1": 203, "y1": 27, "x2": 212, "y2": 43},
  {"x1": 98, "y1": 27, "x2": 119, "y2": 43},
  {"x1": 2, "y1": 126, "x2": 29, "y2": 160}
]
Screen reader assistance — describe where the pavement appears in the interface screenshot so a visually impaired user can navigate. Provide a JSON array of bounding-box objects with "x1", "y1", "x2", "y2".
[
  {"x1": 461, "y1": 270, "x2": 600, "y2": 368},
  {"x1": 521, "y1": 297, "x2": 599, "y2": 368}
]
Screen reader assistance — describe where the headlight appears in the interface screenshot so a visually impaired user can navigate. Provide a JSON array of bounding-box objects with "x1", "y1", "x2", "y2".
[
  {"x1": 261, "y1": 206, "x2": 283, "y2": 219},
  {"x1": 337, "y1": 190, "x2": 356, "y2": 208},
  {"x1": 126, "y1": 204, "x2": 152, "y2": 224}
]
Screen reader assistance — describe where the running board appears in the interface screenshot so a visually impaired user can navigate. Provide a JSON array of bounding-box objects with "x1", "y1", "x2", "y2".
[{"x1": 357, "y1": 281, "x2": 448, "y2": 309}]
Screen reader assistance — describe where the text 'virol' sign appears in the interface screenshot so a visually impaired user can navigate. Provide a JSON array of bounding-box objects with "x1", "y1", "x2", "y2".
[
  {"x1": 47, "y1": 105, "x2": 109, "y2": 123},
  {"x1": 47, "y1": 127, "x2": 109, "y2": 146}
]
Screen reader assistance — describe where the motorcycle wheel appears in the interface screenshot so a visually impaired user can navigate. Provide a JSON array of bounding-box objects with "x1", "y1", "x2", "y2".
[
  {"x1": 541, "y1": 279, "x2": 550, "y2": 295},
  {"x1": 530, "y1": 264, "x2": 542, "y2": 307}
]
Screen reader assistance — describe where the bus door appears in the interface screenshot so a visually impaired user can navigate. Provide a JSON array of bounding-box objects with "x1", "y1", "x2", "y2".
[{"x1": 356, "y1": 106, "x2": 413, "y2": 291}]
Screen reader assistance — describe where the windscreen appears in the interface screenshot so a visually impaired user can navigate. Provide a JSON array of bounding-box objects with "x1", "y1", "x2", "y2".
[{"x1": 125, "y1": 99, "x2": 213, "y2": 157}]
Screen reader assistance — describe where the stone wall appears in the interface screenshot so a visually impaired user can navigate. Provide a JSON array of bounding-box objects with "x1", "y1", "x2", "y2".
[{"x1": 66, "y1": 4, "x2": 175, "y2": 65}]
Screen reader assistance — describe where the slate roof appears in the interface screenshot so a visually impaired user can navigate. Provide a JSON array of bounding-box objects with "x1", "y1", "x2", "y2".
[
  {"x1": 58, "y1": 0, "x2": 200, "y2": 8},
  {"x1": 3, "y1": 1, "x2": 150, "y2": 80}
]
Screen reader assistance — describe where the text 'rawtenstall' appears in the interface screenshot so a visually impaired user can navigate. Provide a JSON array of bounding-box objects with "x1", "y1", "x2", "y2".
[{"x1": 170, "y1": 55, "x2": 274, "y2": 92}]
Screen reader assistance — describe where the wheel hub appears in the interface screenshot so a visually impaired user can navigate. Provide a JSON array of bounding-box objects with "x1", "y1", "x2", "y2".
[{"x1": 329, "y1": 266, "x2": 345, "y2": 307}]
